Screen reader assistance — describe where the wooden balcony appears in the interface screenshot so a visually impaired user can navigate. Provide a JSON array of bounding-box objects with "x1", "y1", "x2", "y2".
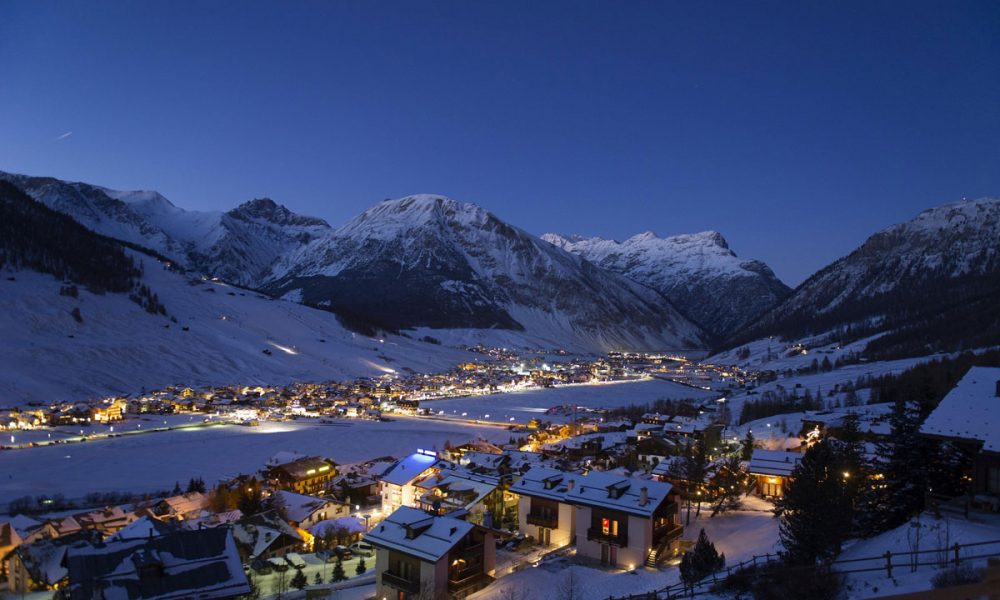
[
  {"x1": 448, "y1": 571, "x2": 494, "y2": 598},
  {"x1": 381, "y1": 570, "x2": 420, "y2": 594},
  {"x1": 586, "y1": 527, "x2": 628, "y2": 547},
  {"x1": 526, "y1": 512, "x2": 558, "y2": 528},
  {"x1": 653, "y1": 522, "x2": 684, "y2": 545}
]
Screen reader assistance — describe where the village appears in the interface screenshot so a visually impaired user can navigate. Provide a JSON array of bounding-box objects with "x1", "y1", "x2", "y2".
[
  {"x1": 1, "y1": 358, "x2": 998, "y2": 599},
  {"x1": 0, "y1": 350, "x2": 753, "y2": 449}
]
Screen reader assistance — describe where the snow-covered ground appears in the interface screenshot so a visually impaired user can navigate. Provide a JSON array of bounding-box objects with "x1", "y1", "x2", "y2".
[
  {"x1": 0, "y1": 255, "x2": 476, "y2": 406},
  {"x1": 0, "y1": 416, "x2": 508, "y2": 502},
  {"x1": 838, "y1": 512, "x2": 1000, "y2": 598},
  {"x1": 422, "y1": 378, "x2": 718, "y2": 424},
  {"x1": 471, "y1": 495, "x2": 779, "y2": 600}
]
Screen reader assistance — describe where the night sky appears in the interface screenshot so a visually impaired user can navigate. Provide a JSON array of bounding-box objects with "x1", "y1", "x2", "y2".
[{"x1": 1, "y1": 1, "x2": 998, "y2": 284}]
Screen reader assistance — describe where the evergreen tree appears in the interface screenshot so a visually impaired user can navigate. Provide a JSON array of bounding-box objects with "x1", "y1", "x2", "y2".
[
  {"x1": 679, "y1": 529, "x2": 725, "y2": 590},
  {"x1": 356, "y1": 556, "x2": 367, "y2": 575},
  {"x1": 171, "y1": 481, "x2": 182, "y2": 495},
  {"x1": 331, "y1": 556, "x2": 347, "y2": 582},
  {"x1": 290, "y1": 568, "x2": 308, "y2": 590},
  {"x1": 314, "y1": 572, "x2": 323, "y2": 585},
  {"x1": 775, "y1": 439, "x2": 864, "y2": 564},
  {"x1": 708, "y1": 456, "x2": 748, "y2": 516},
  {"x1": 186, "y1": 477, "x2": 206, "y2": 494},
  {"x1": 741, "y1": 430, "x2": 755, "y2": 461}
]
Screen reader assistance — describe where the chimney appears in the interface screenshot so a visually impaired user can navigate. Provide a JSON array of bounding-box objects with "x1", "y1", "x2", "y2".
[
  {"x1": 639, "y1": 487, "x2": 649, "y2": 506},
  {"x1": 567, "y1": 479, "x2": 575, "y2": 492}
]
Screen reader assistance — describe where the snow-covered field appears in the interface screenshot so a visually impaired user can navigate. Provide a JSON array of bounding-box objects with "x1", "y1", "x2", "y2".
[
  {"x1": 471, "y1": 495, "x2": 780, "y2": 600},
  {"x1": 0, "y1": 257, "x2": 482, "y2": 406},
  {"x1": 422, "y1": 378, "x2": 718, "y2": 424},
  {"x1": 0, "y1": 416, "x2": 508, "y2": 502}
]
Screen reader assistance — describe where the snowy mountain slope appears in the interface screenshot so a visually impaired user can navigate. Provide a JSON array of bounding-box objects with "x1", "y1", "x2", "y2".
[
  {"x1": 722, "y1": 197, "x2": 1000, "y2": 359},
  {"x1": 542, "y1": 230, "x2": 790, "y2": 339},
  {"x1": 265, "y1": 195, "x2": 707, "y2": 352},
  {"x1": 0, "y1": 252, "x2": 474, "y2": 406},
  {"x1": 0, "y1": 172, "x2": 330, "y2": 287},
  {"x1": 1, "y1": 172, "x2": 706, "y2": 352}
]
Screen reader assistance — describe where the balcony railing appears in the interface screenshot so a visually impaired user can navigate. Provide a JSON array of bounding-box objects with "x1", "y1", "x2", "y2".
[
  {"x1": 381, "y1": 571, "x2": 420, "y2": 594},
  {"x1": 526, "y1": 512, "x2": 558, "y2": 528},
  {"x1": 654, "y1": 523, "x2": 684, "y2": 545},
  {"x1": 586, "y1": 527, "x2": 628, "y2": 547},
  {"x1": 448, "y1": 571, "x2": 494, "y2": 598}
]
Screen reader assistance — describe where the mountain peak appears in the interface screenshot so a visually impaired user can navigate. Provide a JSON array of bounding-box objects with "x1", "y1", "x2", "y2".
[{"x1": 229, "y1": 198, "x2": 330, "y2": 228}]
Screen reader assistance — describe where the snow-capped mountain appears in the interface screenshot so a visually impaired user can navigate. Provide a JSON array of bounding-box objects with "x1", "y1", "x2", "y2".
[
  {"x1": 0, "y1": 172, "x2": 330, "y2": 287},
  {"x1": 724, "y1": 197, "x2": 1000, "y2": 359},
  {"x1": 0, "y1": 172, "x2": 706, "y2": 353},
  {"x1": 542, "y1": 230, "x2": 790, "y2": 339},
  {"x1": 266, "y1": 195, "x2": 707, "y2": 351}
]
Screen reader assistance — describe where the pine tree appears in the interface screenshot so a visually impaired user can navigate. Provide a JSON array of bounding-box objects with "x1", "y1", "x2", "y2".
[
  {"x1": 709, "y1": 456, "x2": 747, "y2": 516},
  {"x1": 679, "y1": 529, "x2": 725, "y2": 590},
  {"x1": 356, "y1": 556, "x2": 367, "y2": 575},
  {"x1": 314, "y1": 572, "x2": 323, "y2": 585},
  {"x1": 331, "y1": 556, "x2": 347, "y2": 582},
  {"x1": 741, "y1": 430, "x2": 756, "y2": 461},
  {"x1": 775, "y1": 439, "x2": 864, "y2": 564},
  {"x1": 290, "y1": 568, "x2": 308, "y2": 590}
]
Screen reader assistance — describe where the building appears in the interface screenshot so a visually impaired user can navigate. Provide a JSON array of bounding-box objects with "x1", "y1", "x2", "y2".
[
  {"x1": 365, "y1": 506, "x2": 495, "y2": 600},
  {"x1": 567, "y1": 471, "x2": 682, "y2": 569},
  {"x1": 413, "y1": 469, "x2": 512, "y2": 528},
  {"x1": 272, "y1": 490, "x2": 350, "y2": 528},
  {"x1": 512, "y1": 467, "x2": 577, "y2": 548},
  {"x1": 265, "y1": 455, "x2": 337, "y2": 495},
  {"x1": 151, "y1": 491, "x2": 211, "y2": 522},
  {"x1": 232, "y1": 511, "x2": 308, "y2": 563},
  {"x1": 920, "y1": 367, "x2": 1000, "y2": 507},
  {"x1": 7, "y1": 531, "x2": 98, "y2": 594},
  {"x1": 513, "y1": 467, "x2": 682, "y2": 568},
  {"x1": 747, "y1": 449, "x2": 803, "y2": 498},
  {"x1": 66, "y1": 526, "x2": 249, "y2": 600},
  {"x1": 378, "y1": 450, "x2": 444, "y2": 514}
]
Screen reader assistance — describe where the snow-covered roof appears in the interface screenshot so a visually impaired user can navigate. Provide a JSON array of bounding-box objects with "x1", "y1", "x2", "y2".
[
  {"x1": 747, "y1": 449, "x2": 802, "y2": 477},
  {"x1": 568, "y1": 470, "x2": 673, "y2": 517},
  {"x1": 107, "y1": 516, "x2": 176, "y2": 542},
  {"x1": 309, "y1": 516, "x2": 366, "y2": 536},
  {"x1": 67, "y1": 526, "x2": 249, "y2": 600},
  {"x1": 920, "y1": 367, "x2": 1000, "y2": 452},
  {"x1": 379, "y1": 451, "x2": 441, "y2": 486},
  {"x1": 364, "y1": 506, "x2": 474, "y2": 563},
  {"x1": 514, "y1": 467, "x2": 673, "y2": 517},
  {"x1": 414, "y1": 469, "x2": 499, "y2": 513},
  {"x1": 273, "y1": 490, "x2": 341, "y2": 523}
]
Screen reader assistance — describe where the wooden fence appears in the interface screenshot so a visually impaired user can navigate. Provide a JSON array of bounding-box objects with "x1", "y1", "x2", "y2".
[{"x1": 605, "y1": 538, "x2": 1000, "y2": 600}]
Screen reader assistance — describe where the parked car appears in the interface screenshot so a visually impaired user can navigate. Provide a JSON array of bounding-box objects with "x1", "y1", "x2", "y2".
[
  {"x1": 349, "y1": 541, "x2": 375, "y2": 557},
  {"x1": 285, "y1": 552, "x2": 307, "y2": 569},
  {"x1": 251, "y1": 559, "x2": 273, "y2": 575},
  {"x1": 334, "y1": 545, "x2": 353, "y2": 560},
  {"x1": 315, "y1": 549, "x2": 337, "y2": 563}
]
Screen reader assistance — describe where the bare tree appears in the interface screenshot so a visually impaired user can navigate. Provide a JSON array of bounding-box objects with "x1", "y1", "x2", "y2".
[{"x1": 557, "y1": 569, "x2": 583, "y2": 600}]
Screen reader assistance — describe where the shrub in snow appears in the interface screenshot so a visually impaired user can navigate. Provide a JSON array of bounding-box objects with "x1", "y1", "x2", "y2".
[{"x1": 931, "y1": 564, "x2": 982, "y2": 588}]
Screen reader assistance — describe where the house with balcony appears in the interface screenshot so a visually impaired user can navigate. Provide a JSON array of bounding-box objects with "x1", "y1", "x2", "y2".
[
  {"x1": 365, "y1": 506, "x2": 495, "y2": 600},
  {"x1": 512, "y1": 467, "x2": 577, "y2": 548},
  {"x1": 568, "y1": 471, "x2": 682, "y2": 569},
  {"x1": 377, "y1": 450, "x2": 445, "y2": 515},
  {"x1": 265, "y1": 455, "x2": 337, "y2": 495},
  {"x1": 512, "y1": 468, "x2": 682, "y2": 568}
]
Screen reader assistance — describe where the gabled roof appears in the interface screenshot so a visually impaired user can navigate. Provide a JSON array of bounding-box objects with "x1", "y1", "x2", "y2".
[
  {"x1": 107, "y1": 516, "x2": 177, "y2": 542},
  {"x1": 514, "y1": 467, "x2": 673, "y2": 517},
  {"x1": 66, "y1": 526, "x2": 249, "y2": 600},
  {"x1": 378, "y1": 452, "x2": 442, "y2": 486},
  {"x1": 920, "y1": 367, "x2": 1000, "y2": 452},
  {"x1": 364, "y1": 506, "x2": 473, "y2": 563},
  {"x1": 269, "y1": 456, "x2": 336, "y2": 480},
  {"x1": 567, "y1": 470, "x2": 673, "y2": 517},
  {"x1": 272, "y1": 490, "x2": 341, "y2": 523},
  {"x1": 747, "y1": 449, "x2": 802, "y2": 477}
]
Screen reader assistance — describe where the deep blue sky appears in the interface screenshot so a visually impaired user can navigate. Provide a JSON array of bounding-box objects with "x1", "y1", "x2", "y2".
[{"x1": 1, "y1": 2, "x2": 998, "y2": 285}]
